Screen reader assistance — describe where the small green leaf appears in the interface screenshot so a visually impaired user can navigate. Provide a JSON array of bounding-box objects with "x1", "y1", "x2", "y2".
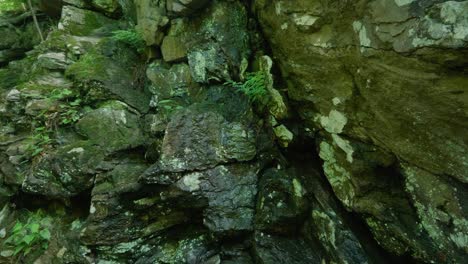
[
  {"x1": 29, "y1": 223, "x2": 40, "y2": 233},
  {"x1": 39, "y1": 229, "x2": 51, "y2": 240},
  {"x1": 13, "y1": 244, "x2": 25, "y2": 256},
  {"x1": 12, "y1": 222, "x2": 23, "y2": 232},
  {"x1": 23, "y1": 234, "x2": 35, "y2": 245},
  {"x1": 24, "y1": 246, "x2": 32, "y2": 256}
]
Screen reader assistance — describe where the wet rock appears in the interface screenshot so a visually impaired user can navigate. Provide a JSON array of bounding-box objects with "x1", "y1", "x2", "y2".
[
  {"x1": 161, "y1": 36, "x2": 188, "y2": 62},
  {"x1": 167, "y1": 0, "x2": 250, "y2": 83},
  {"x1": 177, "y1": 164, "x2": 258, "y2": 233},
  {"x1": 91, "y1": 0, "x2": 122, "y2": 17},
  {"x1": 255, "y1": 168, "x2": 308, "y2": 233},
  {"x1": 75, "y1": 101, "x2": 145, "y2": 153},
  {"x1": 134, "y1": 233, "x2": 217, "y2": 264},
  {"x1": 22, "y1": 141, "x2": 106, "y2": 198},
  {"x1": 59, "y1": 5, "x2": 117, "y2": 36},
  {"x1": 65, "y1": 43, "x2": 151, "y2": 113},
  {"x1": 135, "y1": 0, "x2": 168, "y2": 46},
  {"x1": 255, "y1": 0, "x2": 468, "y2": 262},
  {"x1": 146, "y1": 61, "x2": 195, "y2": 101},
  {"x1": 317, "y1": 136, "x2": 435, "y2": 260},
  {"x1": 402, "y1": 163, "x2": 468, "y2": 263},
  {"x1": 80, "y1": 161, "x2": 162, "y2": 246},
  {"x1": 144, "y1": 106, "x2": 256, "y2": 174},
  {"x1": 166, "y1": 0, "x2": 210, "y2": 16},
  {"x1": 253, "y1": 232, "x2": 320, "y2": 264}
]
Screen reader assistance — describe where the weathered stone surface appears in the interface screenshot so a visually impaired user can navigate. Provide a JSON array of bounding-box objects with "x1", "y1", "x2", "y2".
[
  {"x1": 146, "y1": 61, "x2": 195, "y2": 101},
  {"x1": 255, "y1": 1, "x2": 468, "y2": 262},
  {"x1": 255, "y1": 168, "x2": 308, "y2": 233},
  {"x1": 22, "y1": 141, "x2": 106, "y2": 198},
  {"x1": 59, "y1": 5, "x2": 117, "y2": 36},
  {"x1": 65, "y1": 41, "x2": 152, "y2": 113},
  {"x1": 166, "y1": 0, "x2": 210, "y2": 16},
  {"x1": 36, "y1": 52, "x2": 70, "y2": 70},
  {"x1": 91, "y1": 0, "x2": 121, "y2": 16},
  {"x1": 75, "y1": 101, "x2": 145, "y2": 153},
  {"x1": 253, "y1": 232, "x2": 320, "y2": 264},
  {"x1": 176, "y1": 164, "x2": 258, "y2": 233},
  {"x1": 144, "y1": 106, "x2": 256, "y2": 174},
  {"x1": 166, "y1": 0, "x2": 250, "y2": 83},
  {"x1": 161, "y1": 36, "x2": 187, "y2": 62},
  {"x1": 135, "y1": 0, "x2": 168, "y2": 46}
]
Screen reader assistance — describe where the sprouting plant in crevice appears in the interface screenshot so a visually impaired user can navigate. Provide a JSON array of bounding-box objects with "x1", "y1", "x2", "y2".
[
  {"x1": 24, "y1": 88, "x2": 84, "y2": 160},
  {"x1": 226, "y1": 71, "x2": 269, "y2": 104},
  {"x1": 111, "y1": 29, "x2": 146, "y2": 54},
  {"x1": 3, "y1": 210, "x2": 52, "y2": 258}
]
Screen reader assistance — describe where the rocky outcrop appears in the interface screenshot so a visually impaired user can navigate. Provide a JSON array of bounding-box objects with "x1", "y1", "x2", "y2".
[
  {"x1": 254, "y1": 0, "x2": 468, "y2": 262},
  {"x1": 0, "y1": 0, "x2": 466, "y2": 263}
]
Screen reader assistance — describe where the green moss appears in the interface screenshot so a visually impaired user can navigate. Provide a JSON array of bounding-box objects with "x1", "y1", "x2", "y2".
[
  {"x1": 111, "y1": 29, "x2": 145, "y2": 54},
  {"x1": 65, "y1": 51, "x2": 108, "y2": 81}
]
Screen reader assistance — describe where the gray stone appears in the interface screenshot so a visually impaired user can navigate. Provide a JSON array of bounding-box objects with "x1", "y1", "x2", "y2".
[
  {"x1": 59, "y1": 5, "x2": 117, "y2": 36},
  {"x1": 135, "y1": 0, "x2": 168, "y2": 46},
  {"x1": 161, "y1": 36, "x2": 187, "y2": 62},
  {"x1": 166, "y1": 0, "x2": 210, "y2": 16},
  {"x1": 146, "y1": 106, "x2": 256, "y2": 174},
  {"x1": 37, "y1": 52, "x2": 70, "y2": 70},
  {"x1": 253, "y1": 232, "x2": 320, "y2": 264},
  {"x1": 75, "y1": 101, "x2": 145, "y2": 153}
]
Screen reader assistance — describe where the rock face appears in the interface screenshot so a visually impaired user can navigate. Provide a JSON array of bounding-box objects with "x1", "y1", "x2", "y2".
[
  {"x1": 254, "y1": 0, "x2": 468, "y2": 262},
  {"x1": 0, "y1": 0, "x2": 466, "y2": 263}
]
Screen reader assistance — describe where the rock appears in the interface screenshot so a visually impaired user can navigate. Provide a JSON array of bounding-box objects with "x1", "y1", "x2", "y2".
[
  {"x1": 253, "y1": 232, "x2": 320, "y2": 264},
  {"x1": 146, "y1": 61, "x2": 195, "y2": 101},
  {"x1": 91, "y1": 0, "x2": 122, "y2": 17},
  {"x1": 255, "y1": 1, "x2": 468, "y2": 262},
  {"x1": 305, "y1": 209, "x2": 370, "y2": 264},
  {"x1": 134, "y1": 233, "x2": 216, "y2": 264},
  {"x1": 22, "y1": 141, "x2": 106, "y2": 198},
  {"x1": 166, "y1": 0, "x2": 210, "y2": 16},
  {"x1": 59, "y1": 5, "x2": 117, "y2": 36},
  {"x1": 255, "y1": 169, "x2": 308, "y2": 233},
  {"x1": 144, "y1": 106, "x2": 256, "y2": 174},
  {"x1": 161, "y1": 36, "x2": 187, "y2": 62},
  {"x1": 168, "y1": 0, "x2": 250, "y2": 83},
  {"x1": 318, "y1": 136, "x2": 436, "y2": 261},
  {"x1": 63, "y1": 0, "x2": 89, "y2": 8},
  {"x1": 24, "y1": 99, "x2": 54, "y2": 116},
  {"x1": 176, "y1": 164, "x2": 258, "y2": 233},
  {"x1": 80, "y1": 161, "x2": 163, "y2": 246},
  {"x1": 135, "y1": 0, "x2": 168, "y2": 46},
  {"x1": 402, "y1": 163, "x2": 467, "y2": 263},
  {"x1": 75, "y1": 101, "x2": 145, "y2": 153},
  {"x1": 65, "y1": 44, "x2": 151, "y2": 113},
  {"x1": 36, "y1": 52, "x2": 70, "y2": 70},
  {"x1": 273, "y1": 125, "x2": 293, "y2": 148}
]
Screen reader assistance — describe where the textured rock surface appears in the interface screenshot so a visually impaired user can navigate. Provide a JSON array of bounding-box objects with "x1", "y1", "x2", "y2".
[
  {"x1": 0, "y1": 0, "x2": 466, "y2": 263},
  {"x1": 255, "y1": 0, "x2": 468, "y2": 262}
]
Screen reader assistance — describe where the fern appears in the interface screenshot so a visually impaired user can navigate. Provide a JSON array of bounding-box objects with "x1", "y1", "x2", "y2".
[
  {"x1": 227, "y1": 72, "x2": 268, "y2": 103},
  {"x1": 111, "y1": 29, "x2": 146, "y2": 54}
]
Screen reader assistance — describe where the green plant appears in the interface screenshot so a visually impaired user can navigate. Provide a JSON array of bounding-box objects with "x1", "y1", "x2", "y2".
[
  {"x1": 3, "y1": 210, "x2": 52, "y2": 257},
  {"x1": 25, "y1": 88, "x2": 83, "y2": 159},
  {"x1": 25, "y1": 125, "x2": 53, "y2": 158},
  {"x1": 226, "y1": 72, "x2": 268, "y2": 103},
  {"x1": 111, "y1": 29, "x2": 146, "y2": 54}
]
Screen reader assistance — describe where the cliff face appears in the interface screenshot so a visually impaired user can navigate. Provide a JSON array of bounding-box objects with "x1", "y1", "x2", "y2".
[{"x1": 0, "y1": 0, "x2": 466, "y2": 263}]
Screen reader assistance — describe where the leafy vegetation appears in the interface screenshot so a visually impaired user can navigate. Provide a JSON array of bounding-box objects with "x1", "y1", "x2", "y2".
[
  {"x1": 3, "y1": 210, "x2": 52, "y2": 257},
  {"x1": 25, "y1": 88, "x2": 83, "y2": 159},
  {"x1": 227, "y1": 72, "x2": 268, "y2": 103},
  {"x1": 111, "y1": 29, "x2": 146, "y2": 54},
  {"x1": 0, "y1": 0, "x2": 24, "y2": 13}
]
